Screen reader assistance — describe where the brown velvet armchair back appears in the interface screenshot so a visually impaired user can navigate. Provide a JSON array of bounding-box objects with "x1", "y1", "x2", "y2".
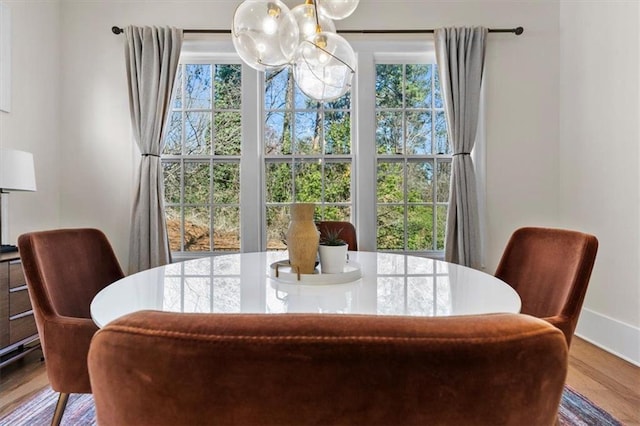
[
  {"x1": 495, "y1": 227, "x2": 598, "y2": 347},
  {"x1": 18, "y1": 228, "x2": 124, "y2": 393},
  {"x1": 317, "y1": 221, "x2": 358, "y2": 251},
  {"x1": 89, "y1": 311, "x2": 567, "y2": 426}
]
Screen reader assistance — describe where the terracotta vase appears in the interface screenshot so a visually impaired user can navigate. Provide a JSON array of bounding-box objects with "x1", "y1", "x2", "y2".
[{"x1": 286, "y1": 203, "x2": 319, "y2": 274}]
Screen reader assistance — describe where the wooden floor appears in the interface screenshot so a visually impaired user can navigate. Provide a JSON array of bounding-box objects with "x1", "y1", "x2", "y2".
[
  {"x1": 1, "y1": 337, "x2": 639, "y2": 424},
  {"x1": 566, "y1": 338, "x2": 640, "y2": 425}
]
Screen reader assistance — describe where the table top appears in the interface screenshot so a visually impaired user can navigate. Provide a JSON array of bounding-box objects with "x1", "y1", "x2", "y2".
[{"x1": 91, "y1": 251, "x2": 521, "y2": 327}]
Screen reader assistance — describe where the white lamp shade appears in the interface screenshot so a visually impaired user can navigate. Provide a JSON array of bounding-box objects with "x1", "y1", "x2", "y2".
[
  {"x1": 293, "y1": 32, "x2": 356, "y2": 101},
  {"x1": 232, "y1": 0, "x2": 299, "y2": 71},
  {"x1": 291, "y1": 3, "x2": 336, "y2": 45},
  {"x1": 0, "y1": 149, "x2": 36, "y2": 192},
  {"x1": 317, "y1": 0, "x2": 359, "y2": 20}
]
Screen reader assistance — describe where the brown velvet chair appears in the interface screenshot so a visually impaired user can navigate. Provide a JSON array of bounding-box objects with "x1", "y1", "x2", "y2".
[
  {"x1": 495, "y1": 227, "x2": 598, "y2": 348},
  {"x1": 89, "y1": 311, "x2": 568, "y2": 426},
  {"x1": 18, "y1": 228, "x2": 124, "y2": 426},
  {"x1": 317, "y1": 220, "x2": 358, "y2": 251}
]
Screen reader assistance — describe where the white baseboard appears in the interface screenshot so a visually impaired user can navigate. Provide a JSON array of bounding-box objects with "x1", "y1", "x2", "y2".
[{"x1": 575, "y1": 308, "x2": 640, "y2": 367}]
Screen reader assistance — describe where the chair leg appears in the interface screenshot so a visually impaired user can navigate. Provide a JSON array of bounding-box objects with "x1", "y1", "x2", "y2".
[{"x1": 51, "y1": 392, "x2": 69, "y2": 426}]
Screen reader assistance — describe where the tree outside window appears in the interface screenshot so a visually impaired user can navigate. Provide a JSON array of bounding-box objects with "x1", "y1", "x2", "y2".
[
  {"x1": 264, "y1": 67, "x2": 353, "y2": 250},
  {"x1": 376, "y1": 63, "x2": 451, "y2": 252},
  {"x1": 163, "y1": 63, "x2": 242, "y2": 253}
]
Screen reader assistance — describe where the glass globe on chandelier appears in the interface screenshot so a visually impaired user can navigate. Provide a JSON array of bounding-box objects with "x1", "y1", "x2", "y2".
[
  {"x1": 232, "y1": 0, "x2": 358, "y2": 102},
  {"x1": 291, "y1": 0, "x2": 336, "y2": 44},
  {"x1": 293, "y1": 31, "x2": 355, "y2": 101},
  {"x1": 232, "y1": 0, "x2": 299, "y2": 71},
  {"x1": 317, "y1": 0, "x2": 360, "y2": 20}
]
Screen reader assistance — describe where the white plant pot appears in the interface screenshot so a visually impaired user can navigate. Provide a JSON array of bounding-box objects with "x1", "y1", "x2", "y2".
[{"x1": 318, "y1": 244, "x2": 348, "y2": 274}]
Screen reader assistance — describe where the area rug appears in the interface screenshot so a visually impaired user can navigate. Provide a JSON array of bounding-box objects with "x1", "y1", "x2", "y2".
[{"x1": 0, "y1": 385, "x2": 622, "y2": 426}]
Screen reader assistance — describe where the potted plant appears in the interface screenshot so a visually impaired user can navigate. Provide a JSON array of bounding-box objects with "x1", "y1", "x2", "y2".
[{"x1": 318, "y1": 228, "x2": 348, "y2": 274}]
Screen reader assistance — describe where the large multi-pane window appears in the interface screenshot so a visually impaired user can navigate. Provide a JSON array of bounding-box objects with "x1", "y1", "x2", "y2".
[
  {"x1": 375, "y1": 63, "x2": 451, "y2": 253},
  {"x1": 162, "y1": 44, "x2": 456, "y2": 257},
  {"x1": 264, "y1": 67, "x2": 352, "y2": 250},
  {"x1": 163, "y1": 62, "x2": 242, "y2": 253}
]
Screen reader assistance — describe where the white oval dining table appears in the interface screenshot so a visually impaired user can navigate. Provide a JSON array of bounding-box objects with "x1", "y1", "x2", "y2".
[{"x1": 91, "y1": 251, "x2": 521, "y2": 328}]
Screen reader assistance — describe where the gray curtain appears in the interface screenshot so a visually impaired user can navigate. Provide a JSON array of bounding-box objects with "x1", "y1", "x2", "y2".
[
  {"x1": 125, "y1": 26, "x2": 183, "y2": 273},
  {"x1": 435, "y1": 27, "x2": 487, "y2": 269}
]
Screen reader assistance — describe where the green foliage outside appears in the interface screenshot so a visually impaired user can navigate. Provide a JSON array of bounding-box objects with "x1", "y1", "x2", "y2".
[
  {"x1": 375, "y1": 64, "x2": 451, "y2": 251},
  {"x1": 264, "y1": 68, "x2": 352, "y2": 249},
  {"x1": 163, "y1": 62, "x2": 451, "y2": 254},
  {"x1": 163, "y1": 64, "x2": 242, "y2": 251}
]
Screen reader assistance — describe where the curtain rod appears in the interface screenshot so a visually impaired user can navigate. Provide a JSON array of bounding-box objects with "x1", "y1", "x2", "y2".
[{"x1": 111, "y1": 26, "x2": 524, "y2": 36}]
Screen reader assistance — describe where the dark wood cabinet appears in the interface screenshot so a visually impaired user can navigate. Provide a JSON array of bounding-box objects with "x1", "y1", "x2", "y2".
[{"x1": 0, "y1": 252, "x2": 40, "y2": 368}]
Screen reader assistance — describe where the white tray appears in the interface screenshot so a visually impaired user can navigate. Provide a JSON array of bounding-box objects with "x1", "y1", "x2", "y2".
[{"x1": 269, "y1": 260, "x2": 362, "y2": 285}]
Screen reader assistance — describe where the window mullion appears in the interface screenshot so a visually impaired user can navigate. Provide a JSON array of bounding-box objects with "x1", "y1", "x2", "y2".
[
  {"x1": 209, "y1": 157, "x2": 214, "y2": 253},
  {"x1": 240, "y1": 64, "x2": 261, "y2": 252},
  {"x1": 180, "y1": 158, "x2": 185, "y2": 252},
  {"x1": 354, "y1": 50, "x2": 377, "y2": 251},
  {"x1": 180, "y1": 65, "x2": 186, "y2": 252},
  {"x1": 431, "y1": 65, "x2": 438, "y2": 251}
]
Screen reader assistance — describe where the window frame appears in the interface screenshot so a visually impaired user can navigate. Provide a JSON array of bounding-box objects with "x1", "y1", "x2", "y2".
[
  {"x1": 353, "y1": 41, "x2": 448, "y2": 256},
  {"x1": 164, "y1": 44, "x2": 262, "y2": 260},
  {"x1": 262, "y1": 66, "x2": 355, "y2": 250},
  {"x1": 165, "y1": 37, "x2": 485, "y2": 260},
  {"x1": 373, "y1": 60, "x2": 451, "y2": 255}
]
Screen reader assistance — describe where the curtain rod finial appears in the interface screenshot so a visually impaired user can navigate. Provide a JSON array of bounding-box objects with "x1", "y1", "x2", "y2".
[
  {"x1": 112, "y1": 26, "x2": 123, "y2": 35},
  {"x1": 515, "y1": 26, "x2": 524, "y2": 35}
]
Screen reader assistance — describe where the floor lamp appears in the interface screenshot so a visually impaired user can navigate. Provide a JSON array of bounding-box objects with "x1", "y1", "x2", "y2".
[{"x1": 0, "y1": 149, "x2": 36, "y2": 252}]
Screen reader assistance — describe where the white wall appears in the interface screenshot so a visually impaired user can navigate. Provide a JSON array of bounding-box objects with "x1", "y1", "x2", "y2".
[
  {"x1": 559, "y1": 1, "x2": 640, "y2": 364},
  {"x1": 58, "y1": 1, "x2": 135, "y2": 269},
  {"x1": 0, "y1": 0, "x2": 61, "y2": 242}
]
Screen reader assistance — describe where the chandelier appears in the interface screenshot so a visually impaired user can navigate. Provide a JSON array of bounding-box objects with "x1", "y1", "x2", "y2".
[{"x1": 232, "y1": 0, "x2": 358, "y2": 102}]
